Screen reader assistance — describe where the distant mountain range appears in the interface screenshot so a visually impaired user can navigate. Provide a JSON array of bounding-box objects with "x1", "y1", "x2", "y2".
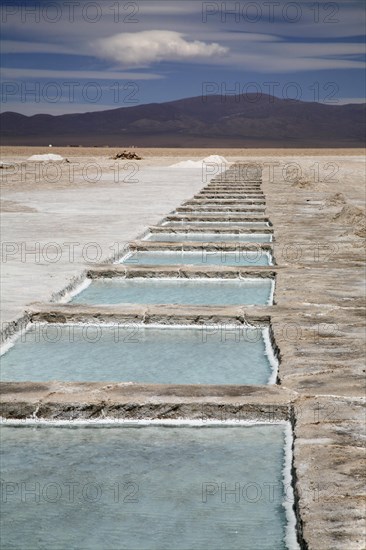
[{"x1": 1, "y1": 95, "x2": 365, "y2": 147}]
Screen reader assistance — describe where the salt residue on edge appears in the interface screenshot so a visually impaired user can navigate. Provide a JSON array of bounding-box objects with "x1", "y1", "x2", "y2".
[
  {"x1": 28, "y1": 154, "x2": 64, "y2": 161},
  {"x1": 283, "y1": 422, "x2": 301, "y2": 550},
  {"x1": 119, "y1": 250, "x2": 273, "y2": 264},
  {"x1": 268, "y1": 278, "x2": 276, "y2": 305},
  {"x1": 58, "y1": 278, "x2": 92, "y2": 304},
  {"x1": 170, "y1": 155, "x2": 229, "y2": 168},
  {"x1": 263, "y1": 326, "x2": 279, "y2": 384},
  {"x1": 0, "y1": 417, "x2": 288, "y2": 426},
  {"x1": 0, "y1": 321, "x2": 32, "y2": 356}
]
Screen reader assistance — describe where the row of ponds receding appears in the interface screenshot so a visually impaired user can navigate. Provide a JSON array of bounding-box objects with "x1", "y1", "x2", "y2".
[
  {"x1": 0, "y1": 164, "x2": 300, "y2": 550},
  {"x1": 2, "y1": 166, "x2": 277, "y2": 385}
]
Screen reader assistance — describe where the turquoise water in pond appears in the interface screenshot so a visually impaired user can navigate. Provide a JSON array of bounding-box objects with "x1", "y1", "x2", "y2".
[
  {"x1": 146, "y1": 232, "x2": 271, "y2": 242},
  {"x1": 0, "y1": 424, "x2": 288, "y2": 550},
  {"x1": 1, "y1": 325, "x2": 273, "y2": 384},
  {"x1": 183, "y1": 205, "x2": 266, "y2": 209},
  {"x1": 197, "y1": 197, "x2": 264, "y2": 201},
  {"x1": 163, "y1": 221, "x2": 269, "y2": 227},
  {"x1": 198, "y1": 194, "x2": 264, "y2": 197},
  {"x1": 71, "y1": 278, "x2": 273, "y2": 306},
  {"x1": 175, "y1": 211, "x2": 264, "y2": 216},
  {"x1": 120, "y1": 250, "x2": 271, "y2": 266},
  {"x1": 176, "y1": 213, "x2": 265, "y2": 218},
  {"x1": 180, "y1": 214, "x2": 265, "y2": 218}
]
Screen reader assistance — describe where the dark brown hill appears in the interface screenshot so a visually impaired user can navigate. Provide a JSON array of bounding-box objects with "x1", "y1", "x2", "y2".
[{"x1": 1, "y1": 95, "x2": 364, "y2": 147}]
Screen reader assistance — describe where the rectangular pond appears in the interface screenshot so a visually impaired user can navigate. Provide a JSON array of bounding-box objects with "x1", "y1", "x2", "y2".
[
  {"x1": 183, "y1": 204, "x2": 266, "y2": 208},
  {"x1": 1, "y1": 324, "x2": 276, "y2": 384},
  {"x1": 145, "y1": 232, "x2": 272, "y2": 243},
  {"x1": 120, "y1": 250, "x2": 272, "y2": 266},
  {"x1": 197, "y1": 193, "x2": 264, "y2": 196},
  {"x1": 176, "y1": 214, "x2": 266, "y2": 218},
  {"x1": 71, "y1": 278, "x2": 274, "y2": 306},
  {"x1": 162, "y1": 221, "x2": 270, "y2": 227},
  {"x1": 168, "y1": 216, "x2": 267, "y2": 221},
  {"x1": 195, "y1": 198, "x2": 264, "y2": 202},
  {"x1": 174, "y1": 209, "x2": 265, "y2": 216},
  {"x1": 0, "y1": 423, "x2": 295, "y2": 550}
]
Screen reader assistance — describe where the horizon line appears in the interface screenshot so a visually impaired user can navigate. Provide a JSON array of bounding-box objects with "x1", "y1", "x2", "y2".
[{"x1": 2, "y1": 93, "x2": 365, "y2": 118}]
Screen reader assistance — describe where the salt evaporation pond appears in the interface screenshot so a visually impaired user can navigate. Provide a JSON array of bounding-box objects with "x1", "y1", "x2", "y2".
[
  {"x1": 145, "y1": 232, "x2": 272, "y2": 242},
  {"x1": 71, "y1": 278, "x2": 274, "y2": 306},
  {"x1": 0, "y1": 424, "x2": 292, "y2": 550},
  {"x1": 163, "y1": 221, "x2": 269, "y2": 227},
  {"x1": 1, "y1": 325, "x2": 276, "y2": 384},
  {"x1": 120, "y1": 250, "x2": 271, "y2": 266},
  {"x1": 173, "y1": 209, "x2": 265, "y2": 213}
]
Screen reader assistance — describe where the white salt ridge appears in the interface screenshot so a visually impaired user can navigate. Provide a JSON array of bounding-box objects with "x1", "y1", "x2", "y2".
[
  {"x1": 283, "y1": 422, "x2": 301, "y2": 550},
  {"x1": 171, "y1": 155, "x2": 229, "y2": 168},
  {"x1": 268, "y1": 277, "x2": 276, "y2": 305},
  {"x1": 263, "y1": 326, "x2": 279, "y2": 384},
  {"x1": 0, "y1": 321, "x2": 32, "y2": 356},
  {"x1": 0, "y1": 418, "x2": 288, "y2": 426},
  {"x1": 28, "y1": 154, "x2": 64, "y2": 161},
  {"x1": 58, "y1": 278, "x2": 91, "y2": 304}
]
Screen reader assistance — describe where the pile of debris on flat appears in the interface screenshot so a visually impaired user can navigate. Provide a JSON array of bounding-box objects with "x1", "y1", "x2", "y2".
[
  {"x1": 111, "y1": 151, "x2": 143, "y2": 160},
  {"x1": 0, "y1": 162, "x2": 14, "y2": 169}
]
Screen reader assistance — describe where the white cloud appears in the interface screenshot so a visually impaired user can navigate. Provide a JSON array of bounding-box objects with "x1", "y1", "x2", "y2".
[
  {"x1": 206, "y1": 40, "x2": 366, "y2": 72},
  {"x1": 227, "y1": 53, "x2": 365, "y2": 73},
  {"x1": 95, "y1": 30, "x2": 228, "y2": 66}
]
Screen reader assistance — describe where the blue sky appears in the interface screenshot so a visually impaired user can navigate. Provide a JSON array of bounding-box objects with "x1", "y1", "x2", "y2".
[{"x1": 1, "y1": 0, "x2": 365, "y2": 115}]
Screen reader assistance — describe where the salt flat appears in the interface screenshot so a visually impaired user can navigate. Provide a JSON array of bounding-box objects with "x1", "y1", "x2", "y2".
[
  {"x1": 1, "y1": 147, "x2": 365, "y2": 549},
  {"x1": 1, "y1": 148, "x2": 364, "y2": 327},
  {"x1": 1, "y1": 155, "x2": 213, "y2": 325}
]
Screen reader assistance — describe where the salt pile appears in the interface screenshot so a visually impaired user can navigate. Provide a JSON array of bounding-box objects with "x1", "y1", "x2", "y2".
[
  {"x1": 333, "y1": 204, "x2": 365, "y2": 225},
  {"x1": 28, "y1": 154, "x2": 64, "y2": 161},
  {"x1": 171, "y1": 155, "x2": 228, "y2": 168},
  {"x1": 333, "y1": 204, "x2": 366, "y2": 238},
  {"x1": 320, "y1": 193, "x2": 346, "y2": 209}
]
